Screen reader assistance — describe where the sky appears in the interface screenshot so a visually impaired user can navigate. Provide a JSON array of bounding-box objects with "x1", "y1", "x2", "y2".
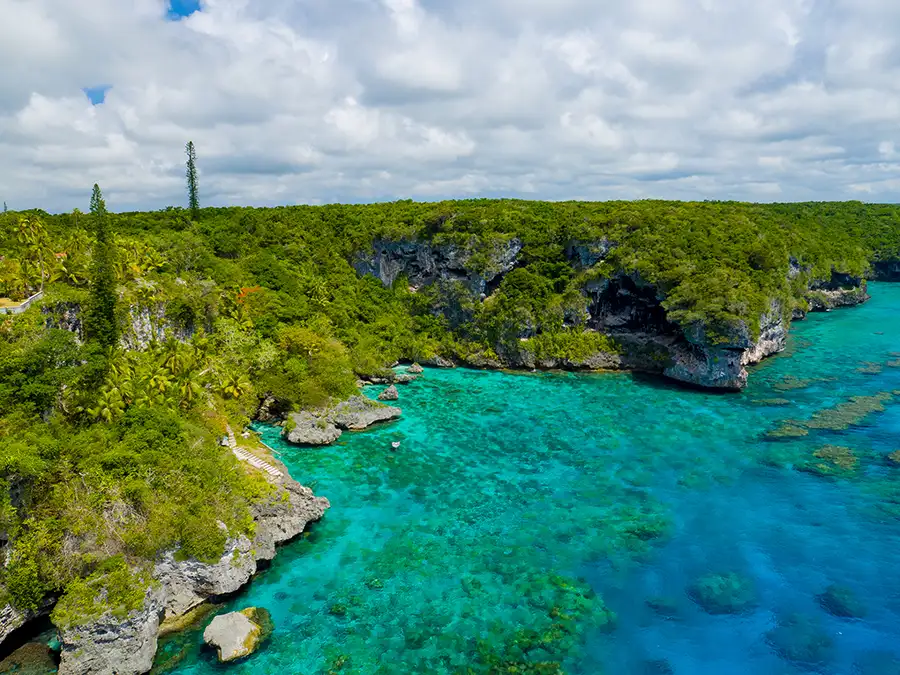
[{"x1": 1, "y1": 0, "x2": 899, "y2": 212}]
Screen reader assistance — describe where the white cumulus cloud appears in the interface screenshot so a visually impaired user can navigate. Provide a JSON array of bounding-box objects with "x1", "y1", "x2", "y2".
[{"x1": 0, "y1": 0, "x2": 899, "y2": 212}]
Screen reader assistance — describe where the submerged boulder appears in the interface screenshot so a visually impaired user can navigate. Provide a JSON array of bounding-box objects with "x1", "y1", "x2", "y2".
[
  {"x1": 766, "y1": 613, "x2": 833, "y2": 668},
  {"x1": 378, "y1": 385, "x2": 399, "y2": 401},
  {"x1": 687, "y1": 573, "x2": 756, "y2": 615},
  {"x1": 818, "y1": 584, "x2": 866, "y2": 619},
  {"x1": 203, "y1": 607, "x2": 272, "y2": 662},
  {"x1": 0, "y1": 642, "x2": 57, "y2": 674}
]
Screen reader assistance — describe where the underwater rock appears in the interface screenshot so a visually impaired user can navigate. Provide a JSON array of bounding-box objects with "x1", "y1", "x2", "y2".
[
  {"x1": 408, "y1": 363, "x2": 424, "y2": 374},
  {"x1": 378, "y1": 385, "x2": 399, "y2": 401},
  {"x1": 854, "y1": 651, "x2": 900, "y2": 675},
  {"x1": 645, "y1": 597, "x2": 681, "y2": 620},
  {"x1": 57, "y1": 585, "x2": 164, "y2": 675},
  {"x1": 800, "y1": 446, "x2": 859, "y2": 477},
  {"x1": 687, "y1": 573, "x2": 756, "y2": 615},
  {"x1": 765, "y1": 613, "x2": 833, "y2": 669},
  {"x1": 0, "y1": 642, "x2": 56, "y2": 674},
  {"x1": 283, "y1": 411, "x2": 342, "y2": 446},
  {"x1": 817, "y1": 584, "x2": 866, "y2": 618},
  {"x1": 203, "y1": 607, "x2": 272, "y2": 663},
  {"x1": 641, "y1": 659, "x2": 675, "y2": 675}
]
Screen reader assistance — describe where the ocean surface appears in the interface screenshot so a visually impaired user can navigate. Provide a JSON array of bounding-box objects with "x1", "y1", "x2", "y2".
[{"x1": 155, "y1": 283, "x2": 900, "y2": 675}]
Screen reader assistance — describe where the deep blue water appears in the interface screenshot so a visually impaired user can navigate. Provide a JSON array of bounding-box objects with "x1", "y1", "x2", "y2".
[{"x1": 157, "y1": 283, "x2": 900, "y2": 675}]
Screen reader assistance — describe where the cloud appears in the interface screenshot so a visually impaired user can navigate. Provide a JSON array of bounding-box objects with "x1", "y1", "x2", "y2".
[{"x1": 0, "y1": 0, "x2": 899, "y2": 212}]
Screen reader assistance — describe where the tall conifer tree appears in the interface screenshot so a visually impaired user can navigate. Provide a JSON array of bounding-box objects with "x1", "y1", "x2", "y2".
[
  {"x1": 186, "y1": 141, "x2": 199, "y2": 220},
  {"x1": 84, "y1": 184, "x2": 118, "y2": 348}
]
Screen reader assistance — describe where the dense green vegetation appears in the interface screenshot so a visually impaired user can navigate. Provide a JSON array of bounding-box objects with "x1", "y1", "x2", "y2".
[{"x1": 0, "y1": 197, "x2": 898, "y2": 626}]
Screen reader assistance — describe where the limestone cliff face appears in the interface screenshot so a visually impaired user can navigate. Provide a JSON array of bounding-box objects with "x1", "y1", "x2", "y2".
[
  {"x1": 870, "y1": 258, "x2": 900, "y2": 282},
  {"x1": 355, "y1": 236, "x2": 523, "y2": 297},
  {"x1": 354, "y1": 238, "x2": 870, "y2": 390},
  {"x1": 57, "y1": 586, "x2": 164, "y2": 675},
  {"x1": 49, "y1": 470, "x2": 328, "y2": 675},
  {"x1": 43, "y1": 301, "x2": 196, "y2": 348}
]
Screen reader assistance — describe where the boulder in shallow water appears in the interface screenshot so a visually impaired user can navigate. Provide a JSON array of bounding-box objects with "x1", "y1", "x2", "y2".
[
  {"x1": 283, "y1": 411, "x2": 342, "y2": 446},
  {"x1": 0, "y1": 642, "x2": 56, "y2": 674},
  {"x1": 687, "y1": 572, "x2": 756, "y2": 615},
  {"x1": 766, "y1": 613, "x2": 833, "y2": 668},
  {"x1": 854, "y1": 651, "x2": 900, "y2": 675},
  {"x1": 818, "y1": 584, "x2": 866, "y2": 618},
  {"x1": 203, "y1": 607, "x2": 272, "y2": 663},
  {"x1": 408, "y1": 363, "x2": 424, "y2": 374},
  {"x1": 378, "y1": 385, "x2": 399, "y2": 401}
]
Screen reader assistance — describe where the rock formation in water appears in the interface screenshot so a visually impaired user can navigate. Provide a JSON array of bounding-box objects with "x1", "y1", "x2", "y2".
[
  {"x1": 378, "y1": 385, "x2": 399, "y2": 401},
  {"x1": 354, "y1": 238, "x2": 871, "y2": 391},
  {"x1": 31, "y1": 466, "x2": 328, "y2": 675},
  {"x1": 203, "y1": 607, "x2": 272, "y2": 662},
  {"x1": 284, "y1": 395, "x2": 401, "y2": 446}
]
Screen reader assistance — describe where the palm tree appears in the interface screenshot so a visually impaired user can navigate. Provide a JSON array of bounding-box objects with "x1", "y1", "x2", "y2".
[
  {"x1": 216, "y1": 372, "x2": 252, "y2": 400},
  {"x1": 15, "y1": 215, "x2": 50, "y2": 293},
  {"x1": 86, "y1": 387, "x2": 126, "y2": 423}
]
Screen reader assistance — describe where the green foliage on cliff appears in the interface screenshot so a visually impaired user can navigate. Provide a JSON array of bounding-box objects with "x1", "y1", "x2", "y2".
[{"x1": 51, "y1": 556, "x2": 155, "y2": 629}]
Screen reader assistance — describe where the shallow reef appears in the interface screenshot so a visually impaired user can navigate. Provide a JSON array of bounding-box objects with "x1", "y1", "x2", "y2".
[
  {"x1": 159, "y1": 284, "x2": 900, "y2": 675},
  {"x1": 687, "y1": 573, "x2": 756, "y2": 615}
]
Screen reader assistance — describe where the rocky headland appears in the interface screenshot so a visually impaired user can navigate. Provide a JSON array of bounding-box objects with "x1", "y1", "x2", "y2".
[{"x1": 0, "y1": 463, "x2": 328, "y2": 675}]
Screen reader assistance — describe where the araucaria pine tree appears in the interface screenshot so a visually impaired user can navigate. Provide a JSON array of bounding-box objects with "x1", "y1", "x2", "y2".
[
  {"x1": 186, "y1": 141, "x2": 199, "y2": 220},
  {"x1": 83, "y1": 184, "x2": 118, "y2": 348}
]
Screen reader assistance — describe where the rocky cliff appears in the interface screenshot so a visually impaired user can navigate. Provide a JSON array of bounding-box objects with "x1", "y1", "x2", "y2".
[
  {"x1": 283, "y1": 395, "x2": 402, "y2": 446},
  {"x1": 870, "y1": 257, "x2": 900, "y2": 281},
  {"x1": 355, "y1": 236, "x2": 522, "y2": 297},
  {"x1": 1, "y1": 465, "x2": 328, "y2": 675},
  {"x1": 43, "y1": 302, "x2": 196, "y2": 348},
  {"x1": 354, "y1": 238, "x2": 870, "y2": 391}
]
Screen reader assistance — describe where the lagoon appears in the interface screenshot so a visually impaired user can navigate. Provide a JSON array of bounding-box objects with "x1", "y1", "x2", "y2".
[{"x1": 159, "y1": 283, "x2": 900, "y2": 675}]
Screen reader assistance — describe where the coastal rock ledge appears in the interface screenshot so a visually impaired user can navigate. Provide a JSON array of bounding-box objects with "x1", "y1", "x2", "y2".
[
  {"x1": 51, "y1": 467, "x2": 328, "y2": 675},
  {"x1": 284, "y1": 395, "x2": 401, "y2": 446}
]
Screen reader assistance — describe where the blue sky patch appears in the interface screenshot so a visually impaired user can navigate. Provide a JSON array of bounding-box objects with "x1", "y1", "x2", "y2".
[
  {"x1": 82, "y1": 85, "x2": 111, "y2": 106},
  {"x1": 168, "y1": 0, "x2": 201, "y2": 20}
]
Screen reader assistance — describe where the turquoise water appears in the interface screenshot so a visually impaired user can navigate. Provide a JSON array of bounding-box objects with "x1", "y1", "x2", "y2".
[{"x1": 159, "y1": 283, "x2": 900, "y2": 675}]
